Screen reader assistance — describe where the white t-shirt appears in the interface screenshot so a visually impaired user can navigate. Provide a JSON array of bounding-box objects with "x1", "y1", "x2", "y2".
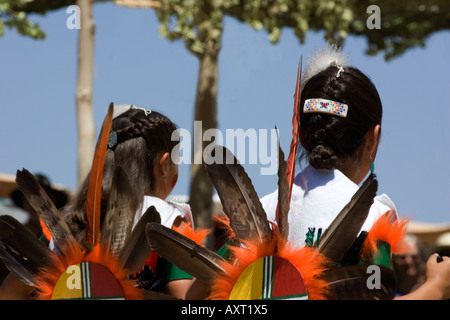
[
  {"x1": 260, "y1": 166, "x2": 396, "y2": 248},
  {"x1": 133, "y1": 196, "x2": 194, "y2": 230}
]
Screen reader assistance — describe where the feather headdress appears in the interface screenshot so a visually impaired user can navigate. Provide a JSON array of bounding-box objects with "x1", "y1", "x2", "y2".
[{"x1": 0, "y1": 103, "x2": 174, "y2": 300}]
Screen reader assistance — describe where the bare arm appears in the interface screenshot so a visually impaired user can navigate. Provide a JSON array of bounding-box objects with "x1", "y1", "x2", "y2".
[
  {"x1": 185, "y1": 278, "x2": 211, "y2": 300},
  {"x1": 164, "y1": 279, "x2": 193, "y2": 299},
  {"x1": 395, "y1": 254, "x2": 450, "y2": 300}
]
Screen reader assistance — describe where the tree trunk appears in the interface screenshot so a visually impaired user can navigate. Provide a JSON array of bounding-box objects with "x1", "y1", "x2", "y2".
[
  {"x1": 189, "y1": 38, "x2": 220, "y2": 248},
  {"x1": 76, "y1": 0, "x2": 96, "y2": 185}
]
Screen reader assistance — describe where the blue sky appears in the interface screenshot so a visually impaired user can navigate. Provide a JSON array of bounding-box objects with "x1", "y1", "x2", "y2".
[{"x1": 1, "y1": 3, "x2": 449, "y2": 223}]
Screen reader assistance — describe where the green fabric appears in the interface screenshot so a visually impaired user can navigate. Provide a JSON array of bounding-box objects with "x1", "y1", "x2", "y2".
[
  {"x1": 359, "y1": 240, "x2": 391, "y2": 268},
  {"x1": 371, "y1": 241, "x2": 391, "y2": 268},
  {"x1": 159, "y1": 258, "x2": 194, "y2": 281},
  {"x1": 216, "y1": 239, "x2": 234, "y2": 260},
  {"x1": 39, "y1": 233, "x2": 49, "y2": 246}
]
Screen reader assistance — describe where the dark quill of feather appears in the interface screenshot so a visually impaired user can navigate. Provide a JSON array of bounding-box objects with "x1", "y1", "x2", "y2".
[
  {"x1": 100, "y1": 166, "x2": 139, "y2": 257},
  {"x1": 275, "y1": 129, "x2": 289, "y2": 239},
  {"x1": 316, "y1": 173, "x2": 378, "y2": 263},
  {"x1": 118, "y1": 205, "x2": 161, "y2": 274},
  {"x1": 15, "y1": 168, "x2": 77, "y2": 255},
  {"x1": 146, "y1": 222, "x2": 226, "y2": 285},
  {"x1": 0, "y1": 215, "x2": 57, "y2": 287},
  {"x1": 321, "y1": 264, "x2": 396, "y2": 300},
  {"x1": 204, "y1": 146, "x2": 271, "y2": 242}
]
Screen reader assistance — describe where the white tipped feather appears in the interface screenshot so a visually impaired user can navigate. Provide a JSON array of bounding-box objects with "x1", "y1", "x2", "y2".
[{"x1": 302, "y1": 44, "x2": 349, "y2": 87}]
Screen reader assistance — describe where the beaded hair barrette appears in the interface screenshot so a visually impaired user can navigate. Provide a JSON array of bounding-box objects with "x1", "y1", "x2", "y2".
[{"x1": 303, "y1": 98, "x2": 348, "y2": 118}]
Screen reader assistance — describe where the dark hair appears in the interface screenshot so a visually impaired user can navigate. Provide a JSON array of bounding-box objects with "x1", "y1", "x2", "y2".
[
  {"x1": 105, "y1": 108, "x2": 178, "y2": 197},
  {"x1": 299, "y1": 65, "x2": 382, "y2": 170},
  {"x1": 65, "y1": 108, "x2": 178, "y2": 249}
]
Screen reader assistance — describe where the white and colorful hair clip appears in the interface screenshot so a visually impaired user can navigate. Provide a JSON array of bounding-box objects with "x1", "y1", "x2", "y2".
[{"x1": 303, "y1": 98, "x2": 348, "y2": 118}]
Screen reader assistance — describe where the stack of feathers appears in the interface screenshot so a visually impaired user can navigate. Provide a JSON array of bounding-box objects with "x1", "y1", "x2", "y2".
[
  {"x1": 0, "y1": 49, "x2": 408, "y2": 300},
  {"x1": 0, "y1": 105, "x2": 175, "y2": 300}
]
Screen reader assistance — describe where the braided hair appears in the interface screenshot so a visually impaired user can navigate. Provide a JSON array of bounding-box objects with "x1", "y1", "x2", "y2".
[
  {"x1": 299, "y1": 65, "x2": 382, "y2": 171},
  {"x1": 64, "y1": 107, "x2": 178, "y2": 250},
  {"x1": 106, "y1": 108, "x2": 178, "y2": 198}
]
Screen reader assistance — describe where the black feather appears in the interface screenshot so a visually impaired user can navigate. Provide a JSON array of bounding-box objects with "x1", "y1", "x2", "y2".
[
  {"x1": 15, "y1": 169, "x2": 77, "y2": 255},
  {"x1": 321, "y1": 264, "x2": 396, "y2": 300},
  {"x1": 118, "y1": 205, "x2": 161, "y2": 274},
  {"x1": 0, "y1": 215, "x2": 57, "y2": 286},
  {"x1": 316, "y1": 173, "x2": 378, "y2": 263},
  {"x1": 146, "y1": 223, "x2": 226, "y2": 285},
  {"x1": 100, "y1": 166, "x2": 139, "y2": 256},
  {"x1": 204, "y1": 146, "x2": 271, "y2": 242}
]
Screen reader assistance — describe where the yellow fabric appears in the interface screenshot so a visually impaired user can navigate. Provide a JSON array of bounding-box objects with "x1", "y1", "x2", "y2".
[
  {"x1": 52, "y1": 264, "x2": 83, "y2": 300},
  {"x1": 229, "y1": 257, "x2": 264, "y2": 300}
]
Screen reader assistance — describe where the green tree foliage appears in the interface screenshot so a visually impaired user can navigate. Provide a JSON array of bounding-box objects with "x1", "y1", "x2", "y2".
[
  {"x1": 0, "y1": 0, "x2": 47, "y2": 38},
  {"x1": 350, "y1": 0, "x2": 450, "y2": 60},
  {"x1": 155, "y1": 0, "x2": 450, "y2": 60},
  {"x1": 0, "y1": 0, "x2": 112, "y2": 39}
]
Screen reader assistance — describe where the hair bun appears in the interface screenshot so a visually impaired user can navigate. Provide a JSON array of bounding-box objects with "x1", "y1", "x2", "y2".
[{"x1": 309, "y1": 144, "x2": 338, "y2": 170}]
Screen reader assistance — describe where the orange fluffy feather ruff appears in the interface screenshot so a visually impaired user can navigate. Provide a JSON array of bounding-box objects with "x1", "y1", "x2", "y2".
[
  {"x1": 34, "y1": 243, "x2": 143, "y2": 300},
  {"x1": 207, "y1": 231, "x2": 331, "y2": 300},
  {"x1": 361, "y1": 211, "x2": 410, "y2": 259},
  {"x1": 173, "y1": 222, "x2": 211, "y2": 245},
  {"x1": 34, "y1": 222, "x2": 212, "y2": 299}
]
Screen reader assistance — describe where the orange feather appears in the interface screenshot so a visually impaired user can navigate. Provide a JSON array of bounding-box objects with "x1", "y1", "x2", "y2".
[
  {"x1": 86, "y1": 103, "x2": 114, "y2": 245},
  {"x1": 172, "y1": 222, "x2": 211, "y2": 246},
  {"x1": 276, "y1": 57, "x2": 302, "y2": 226},
  {"x1": 39, "y1": 218, "x2": 52, "y2": 242},
  {"x1": 287, "y1": 57, "x2": 302, "y2": 199}
]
